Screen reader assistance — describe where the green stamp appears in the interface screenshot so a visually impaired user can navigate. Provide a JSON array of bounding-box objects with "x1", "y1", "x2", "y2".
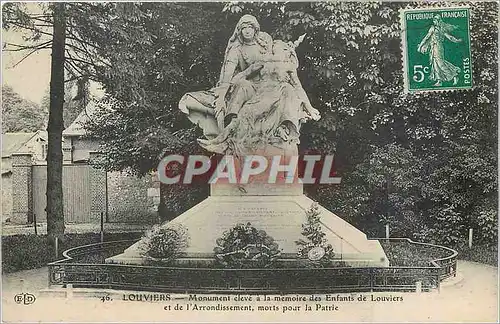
[{"x1": 401, "y1": 6, "x2": 472, "y2": 92}]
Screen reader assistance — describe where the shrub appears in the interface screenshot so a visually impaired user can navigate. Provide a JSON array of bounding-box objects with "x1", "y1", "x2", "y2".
[
  {"x1": 2, "y1": 232, "x2": 143, "y2": 273},
  {"x1": 454, "y1": 242, "x2": 498, "y2": 266},
  {"x1": 137, "y1": 224, "x2": 189, "y2": 262},
  {"x1": 472, "y1": 208, "x2": 497, "y2": 246},
  {"x1": 295, "y1": 203, "x2": 335, "y2": 267},
  {"x1": 214, "y1": 222, "x2": 281, "y2": 269}
]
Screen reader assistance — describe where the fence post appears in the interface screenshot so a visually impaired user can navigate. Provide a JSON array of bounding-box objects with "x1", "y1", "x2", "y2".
[
  {"x1": 385, "y1": 224, "x2": 389, "y2": 239},
  {"x1": 340, "y1": 237, "x2": 343, "y2": 260},
  {"x1": 100, "y1": 211, "x2": 104, "y2": 243},
  {"x1": 54, "y1": 237, "x2": 59, "y2": 260},
  {"x1": 415, "y1": 281, "x2": 422, "y2": 293},
  {"x1": 66, "y1": 283, "x2": 73, "y2": 299},
  {"x1": 370, "y1": 268, "x2": 374, "y2": 292},
  {"x1": 33, "y1": 213, "x2": 37, "y2": 235},
  {"x1": 20, "y1": 279, "x2": 26, "y2": 293},
  {"x1": 468, "y1": 228, "x2": 473, "y2": 248}
]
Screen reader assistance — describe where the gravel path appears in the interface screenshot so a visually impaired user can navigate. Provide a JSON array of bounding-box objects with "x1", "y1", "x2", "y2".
[{"x1": 2, "y1": 260, "x2": 498, "y2": 322}]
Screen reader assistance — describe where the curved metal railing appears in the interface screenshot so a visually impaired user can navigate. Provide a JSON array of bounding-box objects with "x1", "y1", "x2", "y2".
[
  {"x1": 376, "y1": 237, "x2": 458, "y2": 280},
  {"x1": 47, "y1": 237, "x2": 457, "y2": 293}
]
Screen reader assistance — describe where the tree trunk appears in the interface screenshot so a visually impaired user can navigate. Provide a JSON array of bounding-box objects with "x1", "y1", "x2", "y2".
[
  {"x1": 46, "y1": 3, "x2": 66, "y2": 246},
  {"x1": 158, "y1": 183, "x2": 172, "y2": 223}
]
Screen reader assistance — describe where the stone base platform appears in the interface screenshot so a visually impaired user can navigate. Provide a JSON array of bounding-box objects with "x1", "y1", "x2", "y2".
[{"x1": 106, "y1": 190, "x2": 388, "y2": 267}]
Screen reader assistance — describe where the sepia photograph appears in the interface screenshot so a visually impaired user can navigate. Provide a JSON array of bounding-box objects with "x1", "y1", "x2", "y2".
[{"x1": 1, "y1": 1, "x2": 498, "y2": 322}]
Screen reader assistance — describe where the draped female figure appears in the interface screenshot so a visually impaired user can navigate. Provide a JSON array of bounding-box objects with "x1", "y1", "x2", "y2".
[
  {"x1": 179, "y1": 15, "x2": 272, "y2": 139},
  {"x1": 418, "y1": 15, "x2": 462, "y2": 86},
  {"x1": 179, "y1": 15, "x2": 320, "y2": 156}
]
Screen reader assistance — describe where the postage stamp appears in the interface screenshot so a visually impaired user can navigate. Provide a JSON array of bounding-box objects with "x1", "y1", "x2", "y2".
[{"x1": 400, "y1": 6, "x2": 472, "y2": 93}]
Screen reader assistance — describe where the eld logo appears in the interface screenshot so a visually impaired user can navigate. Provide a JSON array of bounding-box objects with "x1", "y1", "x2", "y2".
[{"x1": 14, "y1": 293, "x2": 36, "y2": 305}]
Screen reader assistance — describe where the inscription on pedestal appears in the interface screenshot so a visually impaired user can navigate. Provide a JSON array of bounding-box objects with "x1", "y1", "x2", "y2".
[
  {"x1": 211, "y1": 203, "x2": 304, "y2": 249},
  {"x1": 211, "y1": 183, "x2": 303, "y2": 196}
]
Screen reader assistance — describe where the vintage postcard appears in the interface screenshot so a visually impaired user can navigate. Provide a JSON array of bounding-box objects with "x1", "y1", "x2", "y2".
[{"x1": 1, "y1": 1, "x2": 498, "y2": 323}]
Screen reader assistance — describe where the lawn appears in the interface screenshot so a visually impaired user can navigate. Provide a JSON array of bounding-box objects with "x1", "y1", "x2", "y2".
[
  {"x1": 379, "y1": 239, "x2": 455, "y2": 267},
  {"x1": 2, "y1": 232, "x2": 143, "y2": 273},
  {"x1": 379, "y1": 238, "x2": 498, "y2": 267},
  {"x1": 455, "y1": 244, "x2": 498, "y2": 267}
]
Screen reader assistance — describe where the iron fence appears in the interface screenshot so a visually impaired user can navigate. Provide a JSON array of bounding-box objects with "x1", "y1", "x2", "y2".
[
  {"x1": 48, "y1": 238, "x2": 456, "y2": 294},
  {"x1": 376, "y1": 237, "x2": 458, "y2": 280}
]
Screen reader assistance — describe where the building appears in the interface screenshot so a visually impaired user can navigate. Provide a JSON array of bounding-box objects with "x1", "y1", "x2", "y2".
[
  {"x1": 2, "y1": 102, "x2": 157, "y2": 225},
  {"x1": 2, "y1": 130, "x2": 48, "y2": 223}
]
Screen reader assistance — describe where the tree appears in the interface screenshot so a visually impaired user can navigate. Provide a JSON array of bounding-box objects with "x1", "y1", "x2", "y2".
[
  {"x1": 2, "y1": 85, "x2": 47, "y2": 132},
  {"x1": 81, "y1": 2, "x2": 230, "y2": 221},
  {"x1": 40, "y1": 79, "x2": 89, "y2": 129},
  {"x1": 17, "y1": 2, "x2": 493, "y2": 248},
  {"x1": 4, "y1": 2, "x2": 199, "y2": 223},
  {"x1": 45, "y1": 2, "x2": 66, "y2": 243},
  {"x1": 2, "y1": 2, "x2": 120, "y2": 242}
]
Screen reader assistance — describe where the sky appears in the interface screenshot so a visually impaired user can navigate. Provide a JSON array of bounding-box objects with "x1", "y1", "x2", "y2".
[
  {"x1": 2, "y1": 29, "x2": 52, "y2": 105},
  {"x1": 2, "y1": 2, "x2": 103, "y2": 105},
  {"x1": 2, "y1": 2, "x2": 52, "y2": 105},
  {"x1": 2, "y1": 27, "x2": 104, "y2": 105}
]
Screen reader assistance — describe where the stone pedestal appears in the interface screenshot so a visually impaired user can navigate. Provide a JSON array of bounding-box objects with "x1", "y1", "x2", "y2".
[{"x1": 107, "y1": 181, "x2": 389, "y2": 267}]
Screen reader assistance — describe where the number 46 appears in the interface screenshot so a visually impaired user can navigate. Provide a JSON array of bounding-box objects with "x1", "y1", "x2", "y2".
[{"x1": 412, "y1": 65, "x2": 429, "y2": 82}]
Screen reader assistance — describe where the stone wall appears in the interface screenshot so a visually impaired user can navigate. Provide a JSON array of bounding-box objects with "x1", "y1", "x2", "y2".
[
  {"x1": 5, "y1": 149, "x2": 158, "y2": 224},
  {"x1": 11, "y1": 153, "x2": 33, "y2": 224},
  {"x1": 2, "y1": 173, "x2": 12, "y2": 222},
  {"x1": 107, "y1": 171, "x2": 157, "y2": 224}
]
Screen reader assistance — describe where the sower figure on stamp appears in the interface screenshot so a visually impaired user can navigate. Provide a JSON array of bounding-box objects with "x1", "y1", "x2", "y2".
[{"x1": 417, "y1": 14, "x2": 462, "y2": 87}]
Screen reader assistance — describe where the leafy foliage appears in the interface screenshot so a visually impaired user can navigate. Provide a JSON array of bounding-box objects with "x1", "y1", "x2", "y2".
[
  {"x1": 214, "y1": 223, "x2": 281, "y2": 269},
  {"x1": 225, "y1": 2, "x2": 497, "y2": 248},
  {"x1": 456, "y1": 243, "x2": 498, "y2": 266},
  {"x1": 79, "y1": 2, "x2": 230, "y2": 167},
  {"x1": 138, "y1": 224, "x2": 189, "y2": 262},
  {"x1": 2, "y1": 85, "x2": 47, "y2": 132},
  {"x1": 7, "y1": 2, "x2": 492, "y2": 246},
  {"x1": 40, "y1": 80, "x2": 89, "y2": 128}
]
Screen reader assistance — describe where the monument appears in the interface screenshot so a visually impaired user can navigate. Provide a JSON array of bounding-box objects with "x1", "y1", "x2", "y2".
[{"x1": 107, "y1": 15, "x2": 388, "y2": 267}]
